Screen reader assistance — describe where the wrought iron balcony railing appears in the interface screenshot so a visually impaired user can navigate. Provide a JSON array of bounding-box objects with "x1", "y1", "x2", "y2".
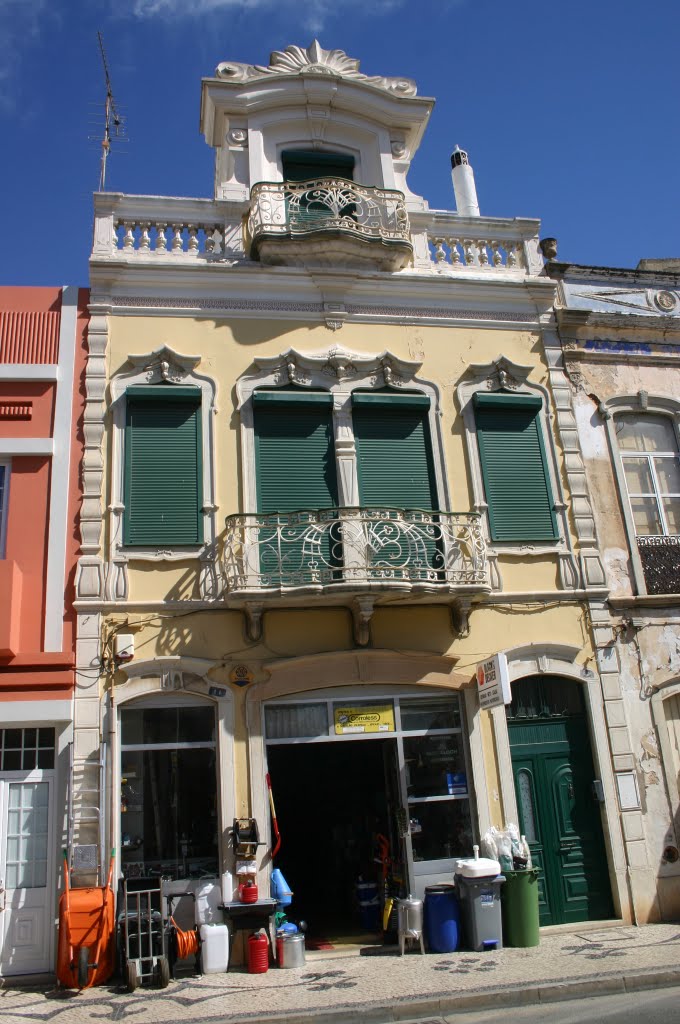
[
  {"x1": 637, "y1": 535, "x2": 680, "y2": 595},
  {"x1": 223, "y1": 507, "x2": 489, "y2": 596},
  {"x1": 246, "y1": 178, "x2": 412, "y2": 265}
]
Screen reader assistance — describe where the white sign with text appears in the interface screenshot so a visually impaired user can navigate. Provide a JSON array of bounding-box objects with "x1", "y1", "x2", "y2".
[{"x1": 476, "y1": 652, "x2": 512, "y2": 710}]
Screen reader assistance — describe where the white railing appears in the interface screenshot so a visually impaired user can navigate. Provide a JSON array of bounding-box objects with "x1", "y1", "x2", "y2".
[
  {"x1": 223, "y1": 507, "x2": 489, "y2": 594},
  {"x1": 410, "y1": 212, "x2": 545, "y2": 276},
  {"x1": 91, "y1": 193, "x2": 246, "y2": 260},
  {"x1": 246, "y1": 178, "x2": 411, "y2": 256}
]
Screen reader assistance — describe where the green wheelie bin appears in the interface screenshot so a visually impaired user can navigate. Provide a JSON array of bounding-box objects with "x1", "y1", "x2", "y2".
[{"x1": 501, "y1": 868, "x2": 540, "y2": 947}]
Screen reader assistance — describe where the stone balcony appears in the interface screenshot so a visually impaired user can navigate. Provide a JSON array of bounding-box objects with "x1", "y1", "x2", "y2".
[
  {"x1": 245, "y1": 178, "x2": 413, "y2": 271},
  {"x1": 223, "y1": 506, "x2": 490, "y2": 643}
]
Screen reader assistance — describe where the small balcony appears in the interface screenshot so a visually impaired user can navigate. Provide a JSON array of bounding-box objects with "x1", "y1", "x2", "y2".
[
  {"x1": 223, "y1": 507, "x2": 489, "y2": 639},
  {"x1": 246, "y1": 179, "x2": 413, "y2": 271},
  {"x1": 637, "y1": 535, "x2": 680, "y2": 595}
]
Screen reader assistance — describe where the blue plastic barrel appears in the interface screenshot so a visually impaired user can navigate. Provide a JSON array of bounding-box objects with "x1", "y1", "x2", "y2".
[{"x1": 424, "y1": 884, "x2": 460, "y2": 952}]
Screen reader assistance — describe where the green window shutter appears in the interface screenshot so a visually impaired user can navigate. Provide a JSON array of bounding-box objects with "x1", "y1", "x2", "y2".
[
  {"x1": 254, "y1": 396, "x2": 339, "y2": 582},
  {"x1": 123, "y1": 388, "x2": 203, "y2": 546},
  {"x1": 352, "y1": 399, "x2": 438, "y2": 510},
  {"x1": 474, "y1": 395, "x2": 558, "y2": 542},
  {"x1": 254, "y1": 399, "x2": 338, "y2": 513}
]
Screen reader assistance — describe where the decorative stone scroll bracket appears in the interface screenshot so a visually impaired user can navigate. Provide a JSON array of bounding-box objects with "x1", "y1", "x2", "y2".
[
  {"x1": 450, "y1": 599, "x2": 473, "y2": 638},
  {"x1": 244, "y1": 602, "x2": 264, "y2": 643},
  {"x1": 352, "y1": 596, "x2": 375, "y2": 647}
]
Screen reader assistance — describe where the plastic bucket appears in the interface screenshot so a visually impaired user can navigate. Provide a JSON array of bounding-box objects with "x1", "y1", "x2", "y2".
[{"x1": 424, "y1": 884, "x2": 460, "y2": 953}]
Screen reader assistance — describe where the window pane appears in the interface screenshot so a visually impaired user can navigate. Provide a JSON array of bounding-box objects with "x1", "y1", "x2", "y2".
[
  {"x1": 404, "y1": 734, "x2": 468, "y2": 798},
  {"x1": 655, "y1": 458, "x2": 680, "y2": 495},
  {"x1": 623, "y1": 458, "x2": 654, "y2": 494},
  {"x1": 120, "y1": 748, "x2": 218, "y2": 880},
  {"x1": 630, "y1": 497, "x2": 662, "y2": 535},
  {"x1": 400, "y1": 697, "x2": 461, "y2": 732},
  {"x1": 409, "y1": 799, "x2": 473, "y2": 861},
  {"x1": 265, "y1": 703, "x2": 328, "y2": 739},
  {"x1": 617, "y1": 414, "x2": 678, "y2": 453},
  {"x1": 663, "y1": 498, "x2": 680, "y2": 535},
  {"x1": 517, "y1": 770, "x2": 538, "y2": 843},
  {"x1": 121, "y1": 707, "x2": 215, "y2": 745}
]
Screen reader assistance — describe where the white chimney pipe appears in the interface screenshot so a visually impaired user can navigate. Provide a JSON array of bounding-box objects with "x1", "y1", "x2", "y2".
[{"x1": 451, "y1": 146, "x2": 480, "y2": 217}]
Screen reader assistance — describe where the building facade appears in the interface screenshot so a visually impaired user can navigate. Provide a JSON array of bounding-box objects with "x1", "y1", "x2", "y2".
[
  {"x1": 71, "y1": 42, "x2": 644, "y2": 951},
  {"x1": 0, "y1": 286, "x2": 88, "y2": 976},
  {"x1": 551, "y1": 258, "x2": 680, "y2": 922}
]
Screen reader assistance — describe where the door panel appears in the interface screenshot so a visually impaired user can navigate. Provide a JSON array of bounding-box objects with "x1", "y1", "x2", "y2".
[
  {"x1": 508, "y1": 679, "x2": 613, "y2": 927},
  {"x1": 0, "y1": 779, "x2": 53, "y2": 976}
]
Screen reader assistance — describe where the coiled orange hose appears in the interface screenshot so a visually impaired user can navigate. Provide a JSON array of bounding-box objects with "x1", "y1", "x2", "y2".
[{"x1": 170, "y1": 917, "x2": 199, "y2": 959}]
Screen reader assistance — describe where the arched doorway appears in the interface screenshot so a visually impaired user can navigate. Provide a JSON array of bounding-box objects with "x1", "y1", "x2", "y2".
[{"x1": 507, "y1": 675, "x2": 613, "y2": 925}]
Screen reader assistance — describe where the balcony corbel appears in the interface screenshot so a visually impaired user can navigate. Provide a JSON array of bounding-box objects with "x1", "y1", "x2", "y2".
[
  {"x1": 352, "y1": 596, "x2": 375, "y2": 647},
  {"x1": 450, "y1": 598, "x2": 473, "y2": 639},
  {"x1": 244, "y1": 602, "x2": 264, "y2": 643}
]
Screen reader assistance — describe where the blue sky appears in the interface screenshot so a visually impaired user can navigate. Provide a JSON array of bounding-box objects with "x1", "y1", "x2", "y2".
[{"x1": 0, "y1": 0, "x2": 678, "y2": 286}]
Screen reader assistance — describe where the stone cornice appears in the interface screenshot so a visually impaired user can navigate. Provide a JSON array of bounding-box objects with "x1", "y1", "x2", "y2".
[{"x1": 556, "y1": 307, "x2": 680, "y2": 333}]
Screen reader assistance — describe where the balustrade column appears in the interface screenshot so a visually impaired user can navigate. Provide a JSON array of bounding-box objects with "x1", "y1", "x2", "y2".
[
  {"x1": 155, "y1": 223, "x2": 168, "y2": 253},
  {"x1": 139, "y1": 222, "x2": 151, "y2": 252},
  {"x1": 171, "y1": 224, "x2": 183, "y2": 253},
  {"x1": 123, "y1": 221, "x2": 135, "y2": 250}
]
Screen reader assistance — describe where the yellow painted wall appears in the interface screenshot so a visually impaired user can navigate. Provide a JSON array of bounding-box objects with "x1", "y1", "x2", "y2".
[{"x1": 104, "y1": 314, "x2": 575, "y2": 603}]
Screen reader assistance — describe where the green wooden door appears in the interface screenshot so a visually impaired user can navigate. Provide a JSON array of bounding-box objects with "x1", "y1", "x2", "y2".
[
  {"x1": 253, "y1": 391, "x2": 339, "y2": 584},
  {"x1": 507, "y1": 677, "x2": 613, "y2": 926}
]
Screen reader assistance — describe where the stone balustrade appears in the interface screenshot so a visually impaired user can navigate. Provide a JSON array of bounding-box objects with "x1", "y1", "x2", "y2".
[{"x1": 91, "y1": 193, "x2": 246, "y2": 261}]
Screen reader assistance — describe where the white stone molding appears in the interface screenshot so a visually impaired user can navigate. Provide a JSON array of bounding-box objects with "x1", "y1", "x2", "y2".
[
  {"x1": 456, "y1": 354, "x2": 580, "y2": 589},
  {"x1": 543, "y1": 324, "x2": 607, "y2": 591},
  {"x1": 0, "y1": 365, "x2": 59, "y2": 381},
  {"x1": 236, "y1": 346, "x2": 451, "y2": 520},
  {"x1": 489, "y1": 641, "x2": 632, "y2": 922},
  {"x1": 110, "y1": 662, "x2": 235, "y2": 896},
  {"x1": 76, "y1": 307, "x2": 109, "y2": 603},
  {"x1": 215, "y1": 41, "x2": 418, "y2": 97},
  {"x1": 107, "y1": 345, "x2": 219, "y2": 601},
  {"x1": 44, "y1": 286, "x2": 79, "y2": 651},
  {"x1": 0, "y1": 438, "x2": 54, "y2": 455},
  {"x1": 600, "y1": 393, "x2": 680, "y2": 597}
]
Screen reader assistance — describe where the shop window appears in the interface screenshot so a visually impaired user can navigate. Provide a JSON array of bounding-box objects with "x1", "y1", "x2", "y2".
[
  {"x1": 119, "y1": 703, "x2": 218, "y2": 880},
  {"x1": 0, "y1": 461, "x2": 9, "y2": 558},
  {"x1": 123, "y1": 387, "x2": 203, "y2": 547},
  {"x1": 264, "y1": 703, "x2": 329, "y2": 740},
  {"x1": 473, "y1": 393, "x2": 558, "y2": 543}
]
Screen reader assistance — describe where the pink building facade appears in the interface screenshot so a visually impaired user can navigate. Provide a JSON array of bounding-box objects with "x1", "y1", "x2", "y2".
[{"x1": 0, "y1": 286, "x2": 88, "y2": 977}]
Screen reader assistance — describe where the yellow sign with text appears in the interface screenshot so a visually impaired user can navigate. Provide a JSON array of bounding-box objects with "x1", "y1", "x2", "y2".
[{"x1": 334, "y1": 704, "x2": 395, "y2": 735}]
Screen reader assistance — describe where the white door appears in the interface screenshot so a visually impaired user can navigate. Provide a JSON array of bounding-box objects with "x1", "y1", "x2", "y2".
[{"x1": 0, "y1": 778, "x2": 53, "y2": 976}]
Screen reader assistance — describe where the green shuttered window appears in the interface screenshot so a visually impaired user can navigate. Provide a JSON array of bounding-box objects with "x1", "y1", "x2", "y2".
[
  {"x1": 352, "y1": 395, "x2": 438, "y2": 510},
  {"x1": 124, "y1": 387, "x2": 203, "y2": 546},
  {"x1": 474, "y1": 394, "x2": 557, "y2": 542},
  {"x1": 254, "y1": 393, "x2": 338, "y2": 513}
]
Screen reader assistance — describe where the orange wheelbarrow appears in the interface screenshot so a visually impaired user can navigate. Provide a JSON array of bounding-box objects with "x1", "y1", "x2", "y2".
[{"x1": 57, "y1": 849, "x2": 116, "y2": 989}]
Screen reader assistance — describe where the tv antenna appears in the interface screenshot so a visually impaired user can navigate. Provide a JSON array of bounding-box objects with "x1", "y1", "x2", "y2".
[{"x1": 96, "y1": 31, "x2": 125, "y2": 191}]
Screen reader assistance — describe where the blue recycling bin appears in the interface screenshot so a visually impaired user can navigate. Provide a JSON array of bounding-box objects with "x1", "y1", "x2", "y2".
[{"x1": 424, "y1": 884, "x2": 460, "y2": 952}]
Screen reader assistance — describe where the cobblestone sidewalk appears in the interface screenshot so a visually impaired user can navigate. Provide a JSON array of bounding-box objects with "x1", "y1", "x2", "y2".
[{"x1": 1, "y1": 924, "x2": 679, "y2": 1024}]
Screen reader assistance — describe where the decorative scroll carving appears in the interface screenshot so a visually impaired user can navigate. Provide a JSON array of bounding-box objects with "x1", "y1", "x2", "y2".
[{"x1": 215, "y1": 41, "x2": 418, "y2": 97}]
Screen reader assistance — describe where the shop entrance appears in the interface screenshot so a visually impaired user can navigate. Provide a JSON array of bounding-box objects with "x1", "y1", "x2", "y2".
[
  {"x1": 266, "y1": 739, "x2": 401, "y2": 939},
  {"x1": 264, "y1": 691, "x2": 475, "y2": 943}
]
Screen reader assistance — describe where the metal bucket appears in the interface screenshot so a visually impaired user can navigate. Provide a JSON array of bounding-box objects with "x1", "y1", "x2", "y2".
[
  {"x1": 276, "y1": 932, "x2": 306, "y2": 968},
  {"x1": 397, "y1": 896, "x2": 423, "y2": 937}
]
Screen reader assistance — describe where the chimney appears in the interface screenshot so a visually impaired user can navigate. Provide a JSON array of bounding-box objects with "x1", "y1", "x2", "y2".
[{"x1": 451, "y1": 146, "x2": 480, "y2": 217}]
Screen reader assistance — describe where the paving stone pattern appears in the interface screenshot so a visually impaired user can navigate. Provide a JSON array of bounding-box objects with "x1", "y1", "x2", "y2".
[{"x1": 1, "y1": 924, "x2": 679, "y2": 1024}]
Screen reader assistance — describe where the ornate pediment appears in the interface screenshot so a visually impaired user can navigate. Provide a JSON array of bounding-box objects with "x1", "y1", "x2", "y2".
[
  {"x1": 215, "y1": 41, "x2": 417, "y2": 97},
  {"x1": 466, "y1": 355, "x2": 533, "y2": 393}
]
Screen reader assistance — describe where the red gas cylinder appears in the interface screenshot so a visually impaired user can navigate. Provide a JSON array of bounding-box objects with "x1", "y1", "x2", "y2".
[
  {"x1": 239, "y1": 880, "x2": 258, "y2": 904},
  {"x1": 248, "y1": 932, "x2": 269, "y2": 974}
]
